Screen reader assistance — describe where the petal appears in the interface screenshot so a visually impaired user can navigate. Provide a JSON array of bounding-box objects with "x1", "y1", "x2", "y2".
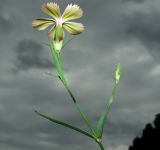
[
  {"x1": 62, "y1": 4, "x2": 83, "y2": 21},
  {"x1": 42, "y1": 2, "x2": 61, "y2": 19},
  {"x1": 32, "y1": 18, "x2": 55, "y2": 30},
  {"x1": 48, "y1": 25, "x2": 56, "y2": 39},
  {"x1": 63, "y1": 22, "x2": 84, "y2": 35}
]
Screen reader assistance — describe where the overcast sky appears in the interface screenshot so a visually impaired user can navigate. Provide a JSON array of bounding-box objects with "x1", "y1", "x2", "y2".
[{"x1": 0, "y1": 0, "x2": 160, "y2": 150}]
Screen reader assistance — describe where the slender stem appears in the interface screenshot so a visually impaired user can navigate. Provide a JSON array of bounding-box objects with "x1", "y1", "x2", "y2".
[
  {"x1": 49, "y1": 39, "x2": 67, "y2": 85},
  {"x1": 60, "y1": 77, "x2": 97, "y2": 137},
  {"x1": 49, "y1": 39, "x2": 98, "y2": 138},
  {"x1": 97, "y1": 142, "x2": 105, "y2": 150},
  {"x1": 100, "y1": 83, "x2": 118, "y2": 137},
  {"x1": 104, "y1": 83, "x2": 118, "y2": 119}
]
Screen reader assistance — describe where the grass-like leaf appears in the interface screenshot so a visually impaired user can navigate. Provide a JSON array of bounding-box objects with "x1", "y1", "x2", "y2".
[
  {"x1": 96, "y1": 114, "x2": 105, "y2": 138},
  {"x1": 34, "y1": 110, "x2": 95, "y2": 140},
  {"x1": 96, "y1": 64, "x2": 122, "y2": 138},
  {"x1": 96, "y1": 85, "x2": 117, "y2": 138}
]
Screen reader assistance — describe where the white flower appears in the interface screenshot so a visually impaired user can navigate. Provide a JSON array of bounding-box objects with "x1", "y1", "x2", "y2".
[{"x1": 32, "y1": 2, "x2": 84, "y2": 52}]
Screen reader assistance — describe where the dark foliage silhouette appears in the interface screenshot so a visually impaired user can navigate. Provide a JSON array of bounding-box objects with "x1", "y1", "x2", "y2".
[{"x1": 129, "y1": 113, "x2": 160, "y2": 150}]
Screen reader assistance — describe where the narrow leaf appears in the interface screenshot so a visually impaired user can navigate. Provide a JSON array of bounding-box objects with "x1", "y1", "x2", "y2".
[
  {"x1": 34, "y1": 110, "x2": 95, "y2": 139},
  {"x1": 44, "y1": 72, "x2": 59, "y2": 78},
  {"x1": 96, "y1": 114, "x2": 105, "y2": 138},
  {"x1": 62, "y1": 38, "x2": 73, "y2": 49},
  {"x1": 96, "y1": 86, "x2": 116, "y2": 138},
  {"x1": 41, "y1": 41, "x2": 50, "y2": 47},
  {"x1": 96, "y1": 64, "x2": 122, "y2": 138}
]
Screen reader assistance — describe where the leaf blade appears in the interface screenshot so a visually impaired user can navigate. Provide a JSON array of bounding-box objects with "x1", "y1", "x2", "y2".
[
  {"x1": 96, "y1": 64, "x2": 122, "y2": 138},
  {"x1": 34, "y1": 110, "x2": 95, "y2": 139}
]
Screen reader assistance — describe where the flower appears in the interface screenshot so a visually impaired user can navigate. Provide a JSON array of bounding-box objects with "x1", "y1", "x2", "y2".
[{"x1": 32, "y1": 2, "x2": 84, "y2": 52}]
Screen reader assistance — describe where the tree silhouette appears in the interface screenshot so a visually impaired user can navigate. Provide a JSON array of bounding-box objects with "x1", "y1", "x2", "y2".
[{"x1": 129, "y1": 113, "x2": 160, "y2": 150}]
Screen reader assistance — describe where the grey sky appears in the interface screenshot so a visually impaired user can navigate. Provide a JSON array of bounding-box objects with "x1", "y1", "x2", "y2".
[{"x1": 0, "y1": 0, "x2": 160, "y2": 150}]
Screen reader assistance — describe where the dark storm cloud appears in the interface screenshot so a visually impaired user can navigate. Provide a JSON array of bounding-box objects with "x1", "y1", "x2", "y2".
[
  {"x1": 0, "y1": 0, "x2": 15, "y2": 34},
  {"x1": 13, "y1": 40, "x2": 54, "y2": 71},
  {"x1": 105, "y1": 119, "x2": 142, "y2": 136},
  {"x1": 124, "y1": 10, "x2": 160, "y2": 62},
  {"x1": 0, "y1": 111, "x2": 93, "y2": 150},
  {"x1": 102, "y1": 120, "x2": 143, "y2": 146},
  {"x1": 0, "y1": 120, "x2": 53, "y2": 150},
  {"x1": 1, "y1": 0, "x2": 160, "y2": 150},
  {"x1": 0, "y1": 12, "x2": 15, "y2": 34}
]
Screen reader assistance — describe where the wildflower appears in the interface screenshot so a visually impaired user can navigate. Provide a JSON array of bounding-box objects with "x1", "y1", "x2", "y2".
[{"x1": 32, "y1": 2, "x2": 84, "y2": 53}]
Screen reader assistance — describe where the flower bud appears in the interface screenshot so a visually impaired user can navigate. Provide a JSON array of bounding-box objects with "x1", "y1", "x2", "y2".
[
  {"x1": 52, "y1": 26, "x2": 64, "y2": 53},
  {"x1": 114, "y1": 64, "x2": 122, "y2": 85}
]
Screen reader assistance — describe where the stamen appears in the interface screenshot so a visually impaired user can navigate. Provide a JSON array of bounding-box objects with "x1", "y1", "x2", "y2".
[{"x1": 56, "y1": 18, "x2": 63, "y2": 27}]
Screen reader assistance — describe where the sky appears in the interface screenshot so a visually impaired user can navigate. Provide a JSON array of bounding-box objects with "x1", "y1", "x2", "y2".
[{"x1": 0, "y1": 0, "x2": 160, "y2": 150}]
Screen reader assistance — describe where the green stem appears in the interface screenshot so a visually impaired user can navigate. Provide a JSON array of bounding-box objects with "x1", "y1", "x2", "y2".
[
  {"x1": 60, "y1": 77, "x2": 97, "y2": 138},
  {"x1": 97, "y1": 142, "x2": 105, "y2": 150},
  {"x1": 49, "y1": 38, "x2": 98, "y2": 138},
  {"x1": 104, "y1": 83, "x2": 118, "y2": 119},
  {"x1": 100, "y1": 83, "x2": 118, "y2": 137},
  {"x1": 49, "y1": 39, "x2": 67, "y2": 85}
]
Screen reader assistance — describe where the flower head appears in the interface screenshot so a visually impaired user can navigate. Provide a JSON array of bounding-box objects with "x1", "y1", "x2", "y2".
[{"x1": 32, "y1": 2, "x2": 84, "y2": 52}]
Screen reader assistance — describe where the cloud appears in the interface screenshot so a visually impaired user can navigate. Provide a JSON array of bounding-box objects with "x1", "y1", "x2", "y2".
[
  {"x1": 13, "y1": 39, "x2": 54, "y2": 72},
  {"x1": 123, "y1": 10, "x2": 160, "y2": 62},
  {"x1": 1, "y1": 0, "x2": 160, "y2": 150},
  {"x1": 107, "y1": 145, "x2": 128, "y2": 150},
  {"x1": 0, "y1": 1, "x2": 15, "y2": 34},
  {"x1": 0, "y1": 12, "x2": 15, "y2": 34},
  {"x1": 122, "y1": 0, "x2": 145, "y2": 3},
  {"x1": 104, "y1": 119, "x2": 142, "y2": 136}
]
